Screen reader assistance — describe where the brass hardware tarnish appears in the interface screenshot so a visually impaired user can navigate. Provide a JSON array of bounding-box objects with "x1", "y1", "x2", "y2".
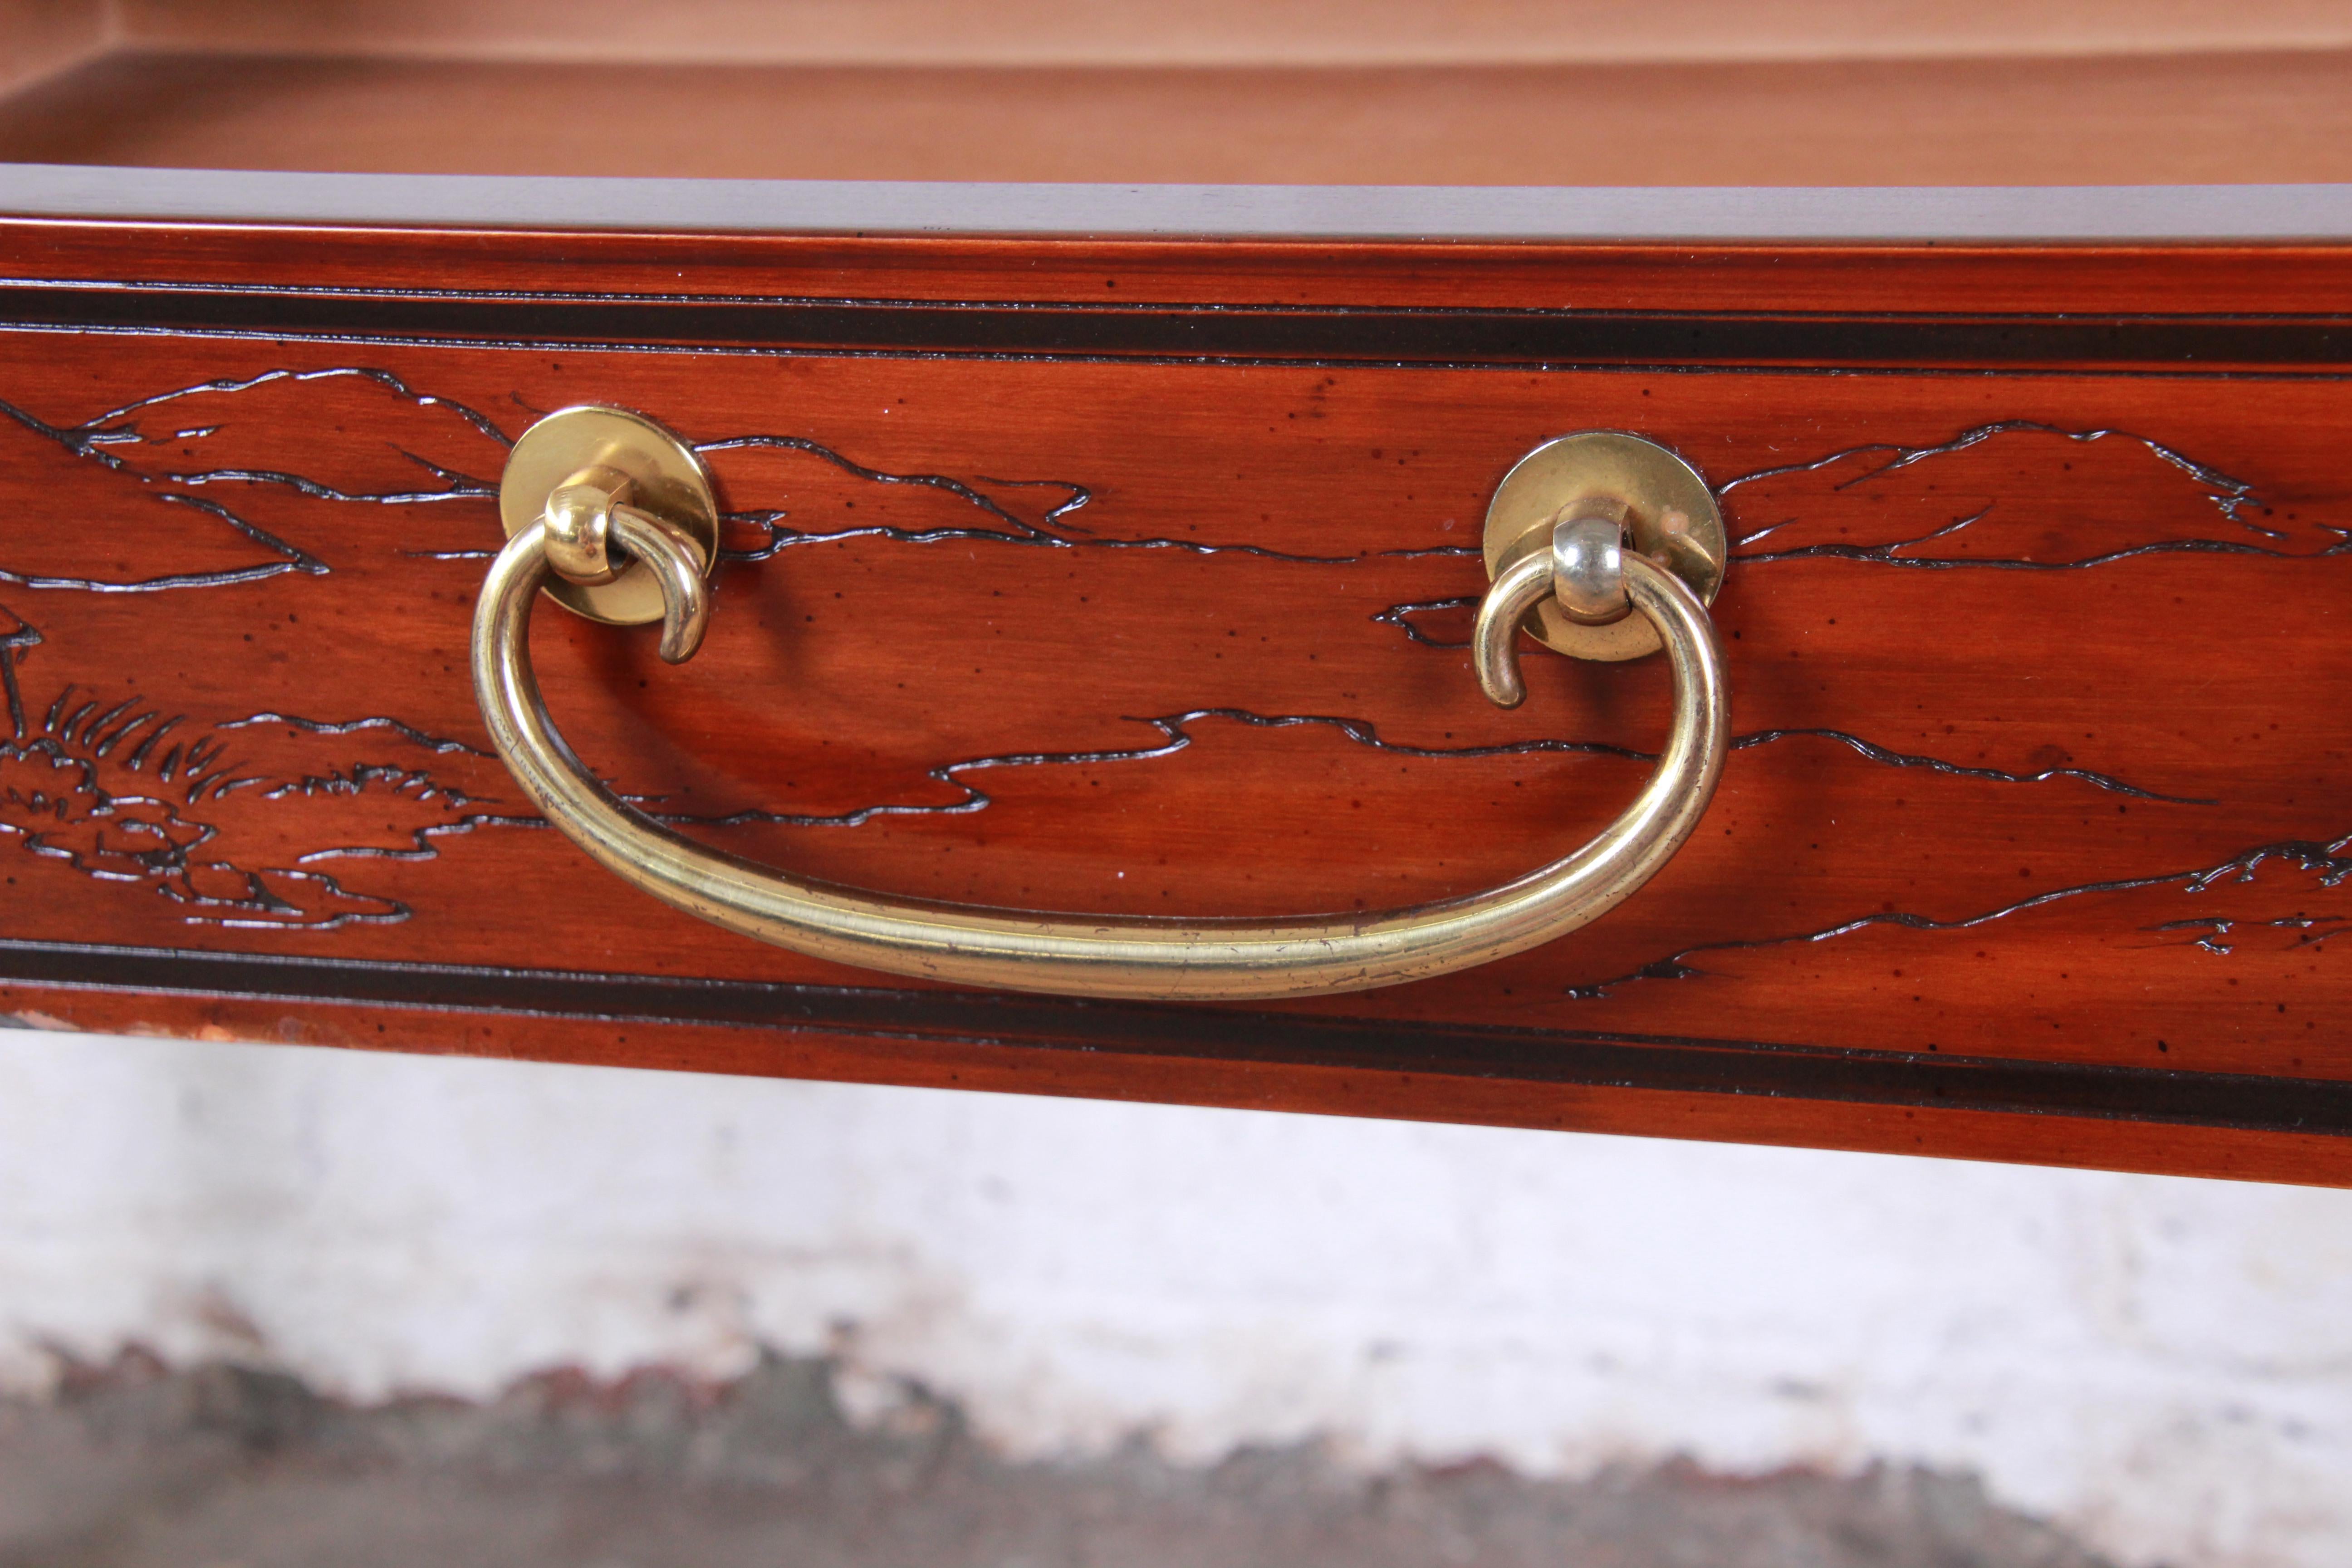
[
  {"x1": 1483, "y1": 431, "x2": 1725, "y2": 662},
  {"x1": 498, "y1": 405, "x2": 720, "y2": 625},
  {"x1": 474, "y1": 411, "x2": 1729, "y2": 1001}
]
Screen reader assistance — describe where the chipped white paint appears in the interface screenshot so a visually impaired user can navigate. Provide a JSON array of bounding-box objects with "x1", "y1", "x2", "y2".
[{"x1": 0, "y1": 1026, "x2": 2344, "y2": 1567}]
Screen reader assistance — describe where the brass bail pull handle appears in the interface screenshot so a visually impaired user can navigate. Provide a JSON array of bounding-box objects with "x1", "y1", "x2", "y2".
[{"x1": 471, "y1": 410, "x2": 1730, "y2": 1002}]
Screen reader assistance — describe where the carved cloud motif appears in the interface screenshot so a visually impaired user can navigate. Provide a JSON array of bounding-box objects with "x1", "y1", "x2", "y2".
[{"x1": 1718, "y1": 421, "x2": 2341, "y2": 566}]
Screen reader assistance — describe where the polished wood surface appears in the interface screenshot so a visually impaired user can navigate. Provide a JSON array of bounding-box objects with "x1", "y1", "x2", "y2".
[
  {"x1": 20, "y1": 220, "x2": 2352, "y2": 317},
  {"x1": 13, "y1": 48, "x2": 2352, "y2": 184},
  {"x1": 100, "y1": 0, "x2": 2352, "y2": 69},
  {"x1": 1, "y1": 224, "x2": 2347, "y2": 1183},
  {"x1": 14, "y1": 0, "x2": 2352, "y2": 187},
  {"x1": 0, "y1": 1, "x2": 108, "y2": 100}
]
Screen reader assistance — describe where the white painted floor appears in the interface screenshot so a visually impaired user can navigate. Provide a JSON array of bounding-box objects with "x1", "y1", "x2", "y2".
[{"x1": 0, "y1": 1025, "x2": 2343, "y2": 1568}]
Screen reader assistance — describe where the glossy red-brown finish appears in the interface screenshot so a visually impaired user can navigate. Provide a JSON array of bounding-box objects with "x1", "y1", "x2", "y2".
[
  {"x1": 14, "y1": 217, "x2": 2352, "y2": 314},
  {"x1": 1, "y1": 221, "x2": 2347, "y2": 1183}
]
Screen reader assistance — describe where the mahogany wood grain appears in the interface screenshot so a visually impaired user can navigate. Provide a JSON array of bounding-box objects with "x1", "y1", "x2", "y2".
[
  {"x1": 17, "y1": 219, "x2": 2352, "y2": 319},
  {"x1": 1, "y1": 225, "x2": 2347, "y2": 1183},
  {"x1": 5, "y1": 983, "x2": 2343, "y2": 1191}
]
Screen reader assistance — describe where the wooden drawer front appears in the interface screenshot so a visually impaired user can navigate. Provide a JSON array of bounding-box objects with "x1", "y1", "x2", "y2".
[{"x1": 3, "y1": 225, "x2": 2348, "y2": 1184}]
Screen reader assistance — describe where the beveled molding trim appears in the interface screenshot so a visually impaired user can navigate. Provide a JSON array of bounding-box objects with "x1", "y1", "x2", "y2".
[
  {"x1": 9, "y1": 280, "x2": 2352, "y2": 370},
  {"x1": 6, "y1": 163, "x2": 2352, "y2": 240},
  {"x1": 3, "y1": 940, "x2": 2349, "y2": 1137}
]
